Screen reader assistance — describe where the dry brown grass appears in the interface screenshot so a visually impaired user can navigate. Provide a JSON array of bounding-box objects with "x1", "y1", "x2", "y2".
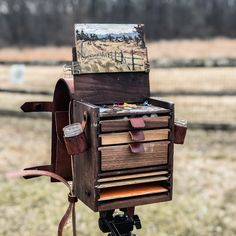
[
  {"x1": 150, "y1": 68, "x2": 236, "y2": 92},
  {"x1": 1, "y1": 38, "x2": 236, "y2": 62},
  {"x1": 148, "y1": 37, "x2": 236, "y2": 60},
  {"x1": 0, "y1": 65, "x2": 62, "y2": 92},
  {"x1": 159, "y1": 95, "x2": 236, "y2": 124},
  {"x1": 0, "y1": 46, "x2": 72, "y2": 61}
]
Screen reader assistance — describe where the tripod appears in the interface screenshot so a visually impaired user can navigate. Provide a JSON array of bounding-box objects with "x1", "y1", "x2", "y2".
[{"x1": 98, "y1": 209, "x2": 142, "y2": 236}]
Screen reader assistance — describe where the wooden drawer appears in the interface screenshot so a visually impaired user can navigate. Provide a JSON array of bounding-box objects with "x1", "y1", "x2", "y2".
[
  {"x1": 100, "y1": 129, "x2": 169, "y2": 145},
  {"x1": 100, "y1": 116, "x2": 170, "y2": 132},
  {"x1": 98, "y1": 183, "x2": 168, "y2": 201},
  {"x1": 99, "y1": 141, "x2": 169, "y2": 171}
]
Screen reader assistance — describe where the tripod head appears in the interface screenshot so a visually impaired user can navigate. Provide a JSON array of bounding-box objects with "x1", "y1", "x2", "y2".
[{"x1": 98, "y1": 209, "x2": 142, "y2": 236}]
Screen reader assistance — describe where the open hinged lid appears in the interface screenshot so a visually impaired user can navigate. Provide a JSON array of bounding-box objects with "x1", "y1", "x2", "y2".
[{"x1": 73, "y1": 24, "x2": 150, "y2": 104}]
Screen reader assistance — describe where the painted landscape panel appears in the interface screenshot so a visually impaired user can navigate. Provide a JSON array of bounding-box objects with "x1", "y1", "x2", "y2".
[{"x1": 74, "y1": 24, "x2": 148, "y2": 74}]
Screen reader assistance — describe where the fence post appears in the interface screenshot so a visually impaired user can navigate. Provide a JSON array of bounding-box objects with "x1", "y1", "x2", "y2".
[
  {"x1": 121, "y1": 51, "x2": 123, "y2": 64},
  {"x1": 131, "y1": 50, "x2": 135, "y2": 70}
]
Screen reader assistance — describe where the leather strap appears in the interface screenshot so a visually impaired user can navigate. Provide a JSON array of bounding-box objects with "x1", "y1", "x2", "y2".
[
  {"x1": 81, "y1": 111, "x2": 88, "y2": 130},
  {"x1": 129, "y1": 143, "x2": 145, "y2": 153},
  {"x1": 21, "y1": 102, "x2": 53, "y2": 112},
  {"x1": 129, "y1": 117, "x2": 145, "y2": 129},
  {"x1": 129, "y1": 130, "x2": 145, "y2": 141},
  {"x1": 7, "y1": 170, "x2": 76, "y2": 236},
  {"x1": 23, "y1": 165, "x2": 52, "y2": 179}
]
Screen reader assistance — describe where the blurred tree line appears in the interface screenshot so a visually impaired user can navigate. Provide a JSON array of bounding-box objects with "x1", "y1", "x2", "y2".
[{"x1": 0, "y1": 0, "x2": 236, "y2": 46}]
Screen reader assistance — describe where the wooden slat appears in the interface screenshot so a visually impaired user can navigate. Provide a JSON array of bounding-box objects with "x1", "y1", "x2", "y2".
[
  {"x1": 100, "y1": 141, "x2": 169, "y2": 171},
  {"x1": 100, "y1": 116, "x2": 170, "y2": 132},
  {"x1": 100, "y1": 129, "x2": 169, "y2": 145},
  {"x1": 98, "y1": 184, "x2": 168, "y2": 201},
  {"x1": 97, "y1": 175, "x2": 169, "y2": 189},
  {"x1": 97, "y1": 170, "x2": 168, "y2": 183}
]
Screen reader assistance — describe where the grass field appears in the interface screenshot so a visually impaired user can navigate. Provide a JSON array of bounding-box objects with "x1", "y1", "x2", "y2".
[{"x1": 0, "y1": 40, "x2": 236, "y2": 236}]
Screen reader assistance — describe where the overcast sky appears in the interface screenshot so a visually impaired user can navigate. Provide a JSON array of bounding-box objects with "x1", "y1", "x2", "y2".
[{"x1": 74, "y1": 24, "x2": 139, "y2": 36}]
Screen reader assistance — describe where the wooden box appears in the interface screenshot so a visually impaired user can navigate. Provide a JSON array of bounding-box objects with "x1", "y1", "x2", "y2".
[{"x1": 72, "y1": 72, "x2": 174, "y2": 212}]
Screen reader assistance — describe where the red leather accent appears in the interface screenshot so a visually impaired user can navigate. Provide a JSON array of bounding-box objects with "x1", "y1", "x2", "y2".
[
  {"x1": 129, "y1": 143, "x2": 145, "y2": 153},
  {"x1": 64, "y1": 133, "x2": 88, "y2": 155},
  {"x1": 129, "y1": 117, "x2": 145, "y2": 129},
  {"x1": 129, "y1": 130, "x2": 145, "y2": 141},
  {"x1": 174, "y1": 122, "x2": 187, "y2": 144}
]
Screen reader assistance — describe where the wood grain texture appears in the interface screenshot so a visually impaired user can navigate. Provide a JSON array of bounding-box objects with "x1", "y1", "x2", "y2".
[
  {"x1": 98, "y1": 170, "x2": 168, "y2": 182},
  {"x1": 100, "y1": 129, "x2": 169, "y2": 145},
  {"x1": 74, "y1": 72, "x2": 150, "y2": 104},
  {"x1": 100, "y1": 116, "x2": 170, "y2": 132},
  {"x1": 99, "y1": 184, "x2": 168, "y2": 201},
  {"x1": 100, "y1": 141, "x2": 169, "y2": 171},
  {"x1": 96, "y1": 175, "x2": 169, "y2": 189},
  {"x1": 73, "y1": 101, "x2": 99, "y2": 211}
]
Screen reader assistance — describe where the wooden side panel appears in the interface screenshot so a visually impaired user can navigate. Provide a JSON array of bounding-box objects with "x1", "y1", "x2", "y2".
[
  {"x1": 148, "y1": 97, "x2": 175, "y2": 200},
  {"x1": 100, "y1": 116, "x2": 170, "y2": 132},
  {"x1": 73, "y1": 101, "x2": 99, "y2": 211},
  {"x1": 74, "y1": 72, "x2": 150, "y2": 104},
  {"x1": 100, "y1": 129, "x2": 169, "y2": 145},
  {"x1": 100, "y1": 141, "x2": 169, "y2": 171}
]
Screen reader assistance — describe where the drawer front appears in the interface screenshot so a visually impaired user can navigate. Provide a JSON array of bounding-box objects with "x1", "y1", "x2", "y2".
[
  {"x1": 100, "y1": 129, "x2": 169, "y2": 145},
  {"x1": 100, "y1": 116, "x2": 170, "y2": 132},
  {"x1": 99, "y1": 141, "x2": 169, "y2": 171}
]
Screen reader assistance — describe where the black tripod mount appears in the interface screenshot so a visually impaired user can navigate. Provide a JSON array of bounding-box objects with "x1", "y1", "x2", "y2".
[{"x1": 98, "y1": 209, "x2": 142, "y2": 236}]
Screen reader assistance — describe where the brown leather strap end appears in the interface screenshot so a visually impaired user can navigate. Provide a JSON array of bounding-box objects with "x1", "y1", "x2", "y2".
[
  {"x1": 130, "y1": 117, "x2": 145, "y2": 129},
  {"x1": 23, "y1": 165, "x2": 52, "y2": 179},
  {"x1": 129, "y1": 143, "x2": 145, "y2": 153},
  {"x1": 174, "y1": 122, "x2": 187, "y2": 144},
  {"x1": 129, "y1": 130, "x2": 145, "y2": 141},
  {"x1": 21, "y1": 102, "x2": 53, "y2": 112}
]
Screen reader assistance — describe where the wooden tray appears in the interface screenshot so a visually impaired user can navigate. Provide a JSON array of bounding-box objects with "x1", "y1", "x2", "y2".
[{"x1": 99, "y1": 183, "x2": 168, "y2": 201}]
